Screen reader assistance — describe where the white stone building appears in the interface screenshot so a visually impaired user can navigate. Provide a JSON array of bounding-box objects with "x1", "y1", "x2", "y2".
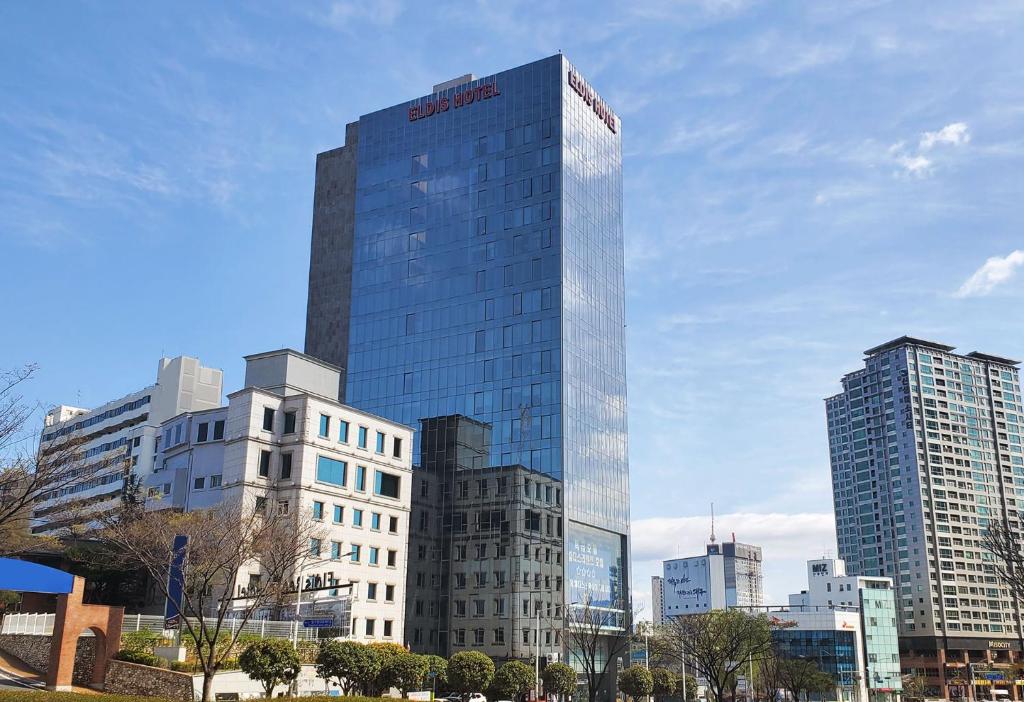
[
  {"x1": 146, "y1": 349, "x2": 413, "y2": 644},
  {"x1": 35, "y1": 356, "x2": 222, "y2": 534}
]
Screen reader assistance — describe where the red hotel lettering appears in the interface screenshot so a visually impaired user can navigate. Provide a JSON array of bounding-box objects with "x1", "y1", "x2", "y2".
[
  {"x1": 567, "y1": 68, "x2": 618, "y2": 134},
  {"x1": 408, "y1": 82, "x2": 501, "y2": 122}
]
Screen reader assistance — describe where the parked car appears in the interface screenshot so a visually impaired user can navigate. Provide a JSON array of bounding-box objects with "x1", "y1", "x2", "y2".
[{"x1": 439, "y1": 694, "x2": 486, "y2": 702}]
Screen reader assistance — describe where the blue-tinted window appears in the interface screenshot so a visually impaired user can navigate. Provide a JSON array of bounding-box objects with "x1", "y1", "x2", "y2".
[
  {"x1": 310, "y1": 538, "x2": 321, "y2": 557},
  {"x1": 353, "y1": 509, "x2": 363, "y2": 527},
  {"x1": 371, "y1": 512, "x2": 381, "y2": 530},
  {"x1": 350, "y1": 545, "x2": 361, "y2": 562},
  {"x1": 319, "y1": 414, "x2": 330, "y2": 437},
  {"x1": 339, "y1": 420, "x2": 350, "y2": 443},
  {"x1": 316, "y1": 456, "x2": 347, "y2": 486},
  {"x1": 312, "y1": 501, "x2": 324, "y2": 520},
  {"x1": 358, "y1": 426, "x2": 368, "y2": 448},
  {"x1": 376, "y1": 431, "x2": 385, "y2": 453},
  {"x1": 333, "y1": 505, "x2": 343, "y2": 523},
  {"x1": 331, "y1": 541, "x2": 341, "y2": 559},
  {"x1": 374, "y1": 470, "x2": 401, "y2": 499},
  {"x1": 369, "y1": 547, "x2": 379, "y2": 565},
  {"x1": 356, "y1": 465, "x2": 367, "y2": 491}
]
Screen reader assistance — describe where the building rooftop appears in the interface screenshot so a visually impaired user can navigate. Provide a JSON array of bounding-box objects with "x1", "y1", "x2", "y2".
[
  {"x1": 863, "y1": 336, "x2": 955, "y2": 357},
  {"x1": 860, "y1": 336, "x2": 1020, "y2": 366},
  {"x1": 965, "y1": 351, "x2": 1021, "y2": 367},
  {"x1": 242, "y1": 348, "x2": 342, "y2": 373}
]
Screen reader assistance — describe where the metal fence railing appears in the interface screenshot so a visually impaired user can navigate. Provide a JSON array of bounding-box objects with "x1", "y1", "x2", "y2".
[
  {"x1": 1, "y1": 612, "x2": 318, "y2": 641},
  {"x1": 0, "y1": 612, "x2": 55, "y2": 635},
  {"x1": 121, "y1": 614, "x2": 319, "y2": 641}
]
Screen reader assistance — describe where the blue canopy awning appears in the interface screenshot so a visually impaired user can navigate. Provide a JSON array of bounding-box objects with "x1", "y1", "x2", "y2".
[{"x1": 0, "y1": 557, "x2": 75, "y2": 594}]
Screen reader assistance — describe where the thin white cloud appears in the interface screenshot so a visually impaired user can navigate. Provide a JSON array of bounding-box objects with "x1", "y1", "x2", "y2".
[
  {"x1": 894, "y1": 152, "x2": 932, "y2": 176},
  {"x1": 890, "y1": 122, "x2": 969, "y2": 177},
  {"x1": 920, "y1": 122, "x2": 970, "y2": 150},
  {"x1": 322, "y1": 0, "x2": 403, "y2": 28},
  {"x1": 955, "y1": 250, "x2": 1024, "y2": 298}
]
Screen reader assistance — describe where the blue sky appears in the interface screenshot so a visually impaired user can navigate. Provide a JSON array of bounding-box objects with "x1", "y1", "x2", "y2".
[{"x1": 3, "y1": 0, "x2": 1024, "y2": 610}]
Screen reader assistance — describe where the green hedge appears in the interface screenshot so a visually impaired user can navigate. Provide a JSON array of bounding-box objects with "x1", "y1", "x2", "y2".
[
  {"x1": 113, "y1": 649, "x2": 160, "y2": 667},
  {"x1": 0, "y1": 693, "x2": 398, "y2": 702},
  {"x1": 0, "y1": 693, "x2": 178, "y2": 702}
]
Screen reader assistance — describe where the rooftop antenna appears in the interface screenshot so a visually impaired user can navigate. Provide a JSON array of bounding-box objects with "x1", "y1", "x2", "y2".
[{"x1": 709, "y1": 502, "x2": 716, "y2": 544}]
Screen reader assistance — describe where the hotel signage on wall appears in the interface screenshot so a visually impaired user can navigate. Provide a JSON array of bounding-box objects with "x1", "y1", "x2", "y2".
[
  {"x1": 408, "y1": 81, "x2": 501, "y2": 122},
  {"x1": 568, "y1": 68, "x2": 618, "y2": 133}
]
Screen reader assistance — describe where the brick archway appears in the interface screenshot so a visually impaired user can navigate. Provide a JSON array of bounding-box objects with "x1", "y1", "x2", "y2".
[{"x1": 46, "y1": 576, "x2": 123, "y2": 690}]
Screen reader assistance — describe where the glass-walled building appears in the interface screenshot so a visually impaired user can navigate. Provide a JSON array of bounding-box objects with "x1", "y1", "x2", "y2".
[{"x1": 304, "y1": 54, "x2": 629, "y2": 673}]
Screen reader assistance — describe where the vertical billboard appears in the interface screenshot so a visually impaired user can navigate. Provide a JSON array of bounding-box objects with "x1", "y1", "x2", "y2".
[{"x1": 567, "y1": 522, "x2": 625, "y2": 614}]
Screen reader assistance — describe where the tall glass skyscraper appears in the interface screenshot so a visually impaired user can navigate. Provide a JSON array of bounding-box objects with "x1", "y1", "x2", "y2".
[{"x1": 305, "y1": 55, "x2": 629, "y2": 670}]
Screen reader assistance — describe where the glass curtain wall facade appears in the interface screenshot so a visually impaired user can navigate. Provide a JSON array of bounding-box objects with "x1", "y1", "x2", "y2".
[
  {"x1": 304, "y1": 55, "x2": 629, "y2": 665},
  {"x1": 860, "y1": 584, "x2": 902, "y2": 698},
  {"x1": 773, "y1": 629, "x2": 859, "y2": 695}
]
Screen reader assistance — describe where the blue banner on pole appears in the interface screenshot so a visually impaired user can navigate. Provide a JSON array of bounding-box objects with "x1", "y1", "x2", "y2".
[{"x1": 164, "y1": 534, "x2": 188, "y2": 629}]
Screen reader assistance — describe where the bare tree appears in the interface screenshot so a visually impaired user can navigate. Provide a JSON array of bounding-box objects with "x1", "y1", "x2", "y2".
[
  {"x1": 565, "y1": 592, "x2": 634, "y2": 702},
  {"x1": 652, "y1": 610, "x2": 774, "y2": 702},
  {"x1": 99, "y1": 498, "x2": 319, "y2": 702},
  {"x1": 983, "y1": 518, "x2": 1024, "y2": 605},
  {"x1": 0, "y1": 365, "x2": 99, "y2": 552}
]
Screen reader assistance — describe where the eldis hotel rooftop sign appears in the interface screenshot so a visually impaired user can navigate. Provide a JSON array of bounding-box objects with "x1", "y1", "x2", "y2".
[
  {"x1": 406, "y1": 67, "x2": 618, "y2": 134},
  {"x1": 408, "y1": 82, "x2": 500, "y2": 122},
  {"x1": 568, "y1": 68, "x2": 618, "y2": 134}
]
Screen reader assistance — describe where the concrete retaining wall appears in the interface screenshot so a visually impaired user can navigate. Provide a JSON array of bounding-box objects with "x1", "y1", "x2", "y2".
[{"x1": 105, "y1": 659, "x2": 194, "y2": 701}]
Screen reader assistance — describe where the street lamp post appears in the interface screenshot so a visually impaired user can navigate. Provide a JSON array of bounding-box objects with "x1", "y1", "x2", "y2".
[{"x1": 536, "y1": 609, "x2": 541, "y2": 701}]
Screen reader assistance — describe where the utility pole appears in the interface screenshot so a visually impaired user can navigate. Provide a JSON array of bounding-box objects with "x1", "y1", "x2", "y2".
[
  {"x1": 748, "y1": 652, "x2": 754, "y2": 702},
  {"x1": 681, "y1": 638, "x2": 687, "y2": 702},
  {"x1": 292, "y1": 559, "x2": 306, "y2": 648}
]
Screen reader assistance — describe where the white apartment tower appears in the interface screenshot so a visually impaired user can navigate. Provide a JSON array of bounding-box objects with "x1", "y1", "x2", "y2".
[
  {"x1": 827, "y1": 337, "x2": 1024, "y2": 699},
  {"x1": 35, "y1": 356, "x2": 222, "y2": 534}
]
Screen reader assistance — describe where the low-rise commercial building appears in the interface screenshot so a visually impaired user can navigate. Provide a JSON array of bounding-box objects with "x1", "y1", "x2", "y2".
[
  {"x1": 768, "y1": 604, "x2": 869, "y2": 702},
  {"x1": 145, "y1": 349, "x2": 413, "y2": 644},
  {"x1": 788, "y1": 558, "x2": 902, "y2": 701}
]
